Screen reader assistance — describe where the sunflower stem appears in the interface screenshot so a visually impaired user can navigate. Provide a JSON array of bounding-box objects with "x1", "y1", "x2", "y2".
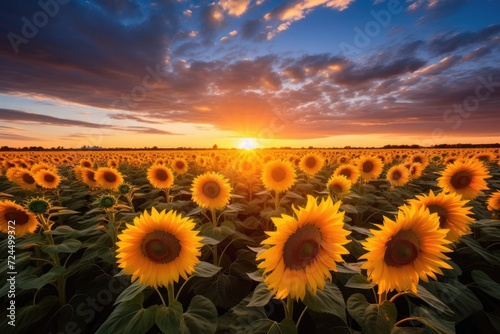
[
  {"x1": 156, "y1": 287, "x2": 167, "y2": 307},
  {"x1": 274, "y1": 191, "x2": 280, "y2": 212},
  {"x1": 285, "y1": 297, "x2": 294, "y2": 321},
  {"x1": 167, "y1": 283, "x2": 176, "y2": 305},
  {"x1": 210, "y1": 209, "x2": 219, "y2": 265},
  {"x1": 296, "y1": 306, "x2": 308, "y2": 328},
  {"x1": 378, "y1": 291, "x2": 387, "y2": 305}
]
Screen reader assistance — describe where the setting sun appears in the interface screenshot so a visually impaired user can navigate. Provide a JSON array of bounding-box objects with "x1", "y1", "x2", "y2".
[{"x1": 238, "y1": 138, "x2": 258, "y2": 150}]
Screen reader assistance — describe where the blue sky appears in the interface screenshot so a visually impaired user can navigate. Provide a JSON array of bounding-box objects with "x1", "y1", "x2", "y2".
[{"x1": 0, "y1": 0, "x2": 499, "y2": 148}]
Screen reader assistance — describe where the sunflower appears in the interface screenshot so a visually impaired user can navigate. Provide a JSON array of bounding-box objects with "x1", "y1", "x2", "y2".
[
  {"x1": 0, "y1": 200, "x2": 39, "y2": 237},
  {"x1": 147, "y1": 165, "x2": 174, "y2": 189},
  {"x1": 360, "y1": 205, "x2": 452, "y2": 295},
  {"x1": 386, "y1": 164, "x2": 410, "y2": 187},
  {"x1": 437, "y1": 159, "x2": 491, "y2": 200},
  {"x1": 239, "y1": 158, "x2": 257, "y2": 176},
  {"x1": 358, "y1": 156, "x2": 383, "y2": 181},
  {"x1": 409, "y1": 153, "x2": 429, "y2": 168},
  {"x1": 95, "y1": 167, "x2": 125, "y2": 190},
  {"x1": 487, "y1": 191, "x2": 500, "y2": 212},
  {"x1": 261, "y1": 160, "x2": 297, "y2": 193},
  {"x1": 337, "y1": 155, "x2": 351, "y2": 165},
  {"x1": 79, "y1": 159, "x2": 93, "y2": 169},
  {"x1": 327, "y1": 175, "x2": 351, "y2": 196},
  {"x1": 299, "y1": 153, "x2": 324, "y2": 176},
  {"x1": 13, "y1": 168, "x2": 38, "y2": 190},
  {"x1": 30, "y1": 162, "x2": 53, "y2": 175},
  {"x1": 81, "y1": 168, "x2": 98, "y2": 187},
  {"x1": 171, "y1": 158, "x2": 188, "y2": 175},
  {"x1": 333, "y1": 164, "x2": 360, "y2": 184},
  {"x1": 25, "y1": 197, "x2": 52, "y2": 214},
  {"x1": 409, "y1": 190, "x2": 474, "y2": 243},
  {"x1": 408, "y1": 162, "x2": 424, "y2": 179},
  {"x1": 257, "y1": 195, "x2": 350, "y2": 301},
  {"x1": 191, "y1": 172, "x2": 232, "y2": 211},
  {"x1": 34, "y1": 169, "x2": 61, "y2": 189},
  {"x1": 116, "y1": 208, "x2": 203, "y2": 288}
]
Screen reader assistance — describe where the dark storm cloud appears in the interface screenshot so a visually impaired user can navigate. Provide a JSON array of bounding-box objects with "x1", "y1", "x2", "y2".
[
  {"x1": 0, "y1": 108, "x2": 178, "y2": 135},
  {"x1": 428, "y1": 24, "x2": 500, "y2": 55}
]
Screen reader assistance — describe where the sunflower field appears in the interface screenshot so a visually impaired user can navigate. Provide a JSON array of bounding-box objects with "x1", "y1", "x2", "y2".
[{"x1": 1, "y1": 148, "x2": 500, "y2": 333}]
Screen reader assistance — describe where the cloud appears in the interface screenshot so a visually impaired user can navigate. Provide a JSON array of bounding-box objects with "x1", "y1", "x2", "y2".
[
  {"x1": 240, "y1": 18, "x2": 265, "y2": 40},
  {"x1": 218, "y1": 0, "x2": 251, "y2": 17},
  {"x1": 428, "y1": 24, "x2": 500, "y2": 55},
  {"x1": 264, "y1": 0, "x2": 355, "y2": 39},
  {"x1": 0, "y1": 109, "x2": 178, "y2": 135},
  {"x1": 417, "y1": 55, "x2": 460, "y2": 75},
  {"x1": 200, "y1": 3, "x2": 226, "y2": 37},
  {"x1": 407, "y1": 0, "x2": 470, "y2": 23}
]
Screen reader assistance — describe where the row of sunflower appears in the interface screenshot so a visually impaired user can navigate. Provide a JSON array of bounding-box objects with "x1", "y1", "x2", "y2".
[{"x1": 0, "y1": 148, "x2": 500, "y2": 333}]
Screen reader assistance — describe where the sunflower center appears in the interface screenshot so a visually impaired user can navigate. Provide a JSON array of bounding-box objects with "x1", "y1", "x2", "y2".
[
  {"x1": 392, "y1": 171, "x2": 402, "y2": 181},
  {"x1": 340, "y1": 169, "x2": 351, "y2": 178},
  {"x1": 44, "y1": 173, "x2": 56, "y2": 183},
  {"x1": 28, "y1": 200, "x2": 50, "y2": 214},
  {"x1": 427, "y1": 204, "x2": 448, "y2": 228},
  {"x1": 283, "y1": 225, "x2": 322, "y2": 270},
  {"x1": 4, "y1": 208, "x2": 30, "y2": 225},
  {"x1": 332, "y1": 184, "x2": 343, "y2": 194},
  {"x1": 156, "y1": 169, "x2": 169, "y2": 181},
  {"x1": 103, "y1": 171, "x2": 117, "y2": 183},
  {"x1": 82, "y1": 162, "x2": 91, "y2": 168},
  {"x1": 384, "y1": 230, "x2": 420, "y2": 267},
  {"x1": 175, "y1": 161, "x2": 185, "y2": 169},
  {"x1": 305, "y1": 156, "x2": 316, "y2": 168},
  {"x1": 23, "y1": 173, "x2": 35, "y2": 184},
  {"x1": 362, "y1": 161, "x2": 374, "y2": 173},
  {"x1": 87, "y1": 171, "x2": 96, "y2": 182},
  {"x1": 141, "y1": 230, "x2": 181, "y2": 264},
  {"x1": 271, "y1": 167, "x2": 286, "y2": 182},
  {"x1": 413, "y1": 156, "x2": 422, "y2": 163},
  {"x1": 340, "y1": 157, "x2": 347, "y2": 163},
  {"x1": 203, "y1": 181, "x2": 221, "y2": 199},
  {"x1": 450, "y1": 171, "x2": 472, "y2": 190}
]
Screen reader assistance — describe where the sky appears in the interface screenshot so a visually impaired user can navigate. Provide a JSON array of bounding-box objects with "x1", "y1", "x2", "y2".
[{"x1": 0, "y1": 0, "x2": 499, "y2": 149}]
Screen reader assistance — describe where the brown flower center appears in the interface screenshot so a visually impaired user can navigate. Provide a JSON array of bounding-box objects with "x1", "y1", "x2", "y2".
[
  {"x1": 332, "y1": 183, "x2": 344, "y2": 194},
  {"x1": 340, "y1": 169, "x2": 351, "y2": 178},
  {"x1": 44, "y1": 173, "x2": 56, "y2": 183},
  {"x1": 155, "y1": 169, "x2": 169, "y2": 181},
  {"x1": 271, "y1": 166, "x2": 286, "y2": 182},
  {"x1": 362, "y1": 161, "x2": 374, "y2": 173},
  {"x1": 4, "y1": 207, "x2": 30, "y2": 225},
  {"x1": 203, "y1": 181, "x2": 221, "y2": 199},
  {"x1": 22, "y1": 173, "x2": 35, "y2": 184},
  {"x1": 392, "y1": 170, "x2": 402, "y2": 181},
  {"x1": 413, "y1": 156, "x2": 422, "y2": 163},
  {"x1": 305, "y1": 156, "x2": 316, "y2": 169},
  {"x1": 450, "y1": 170, "x2": 472, "y2": 190},
  {"x1": 141, "y1": 230, "x2": 181, "y2": 264},
  {"x1": 87, "y1": 171, "x2": 96, "y2": 182},
  {"x1": 103, "y1": 171, "x2": 117, "y2": 183},
  {"x1": 175, "y1": 161, "x2": 185, "y2": 169},
  {"x1": 283, "y1": 225, "x2": 322, "y2": 270},
  {"x1": 427, "y1": 204, "x2": 448, "y2": 228},
  {"x1": 384, "y1": 230, "x2": 420, "y2": 267},
  {"x1": 82, "y1": 161, "x2": 92, "y2": 168}
]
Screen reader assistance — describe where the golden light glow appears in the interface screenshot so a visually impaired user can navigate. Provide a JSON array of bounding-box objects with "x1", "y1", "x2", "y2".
[{"x1": 238, "y1": 138, "x2": 258, "y2": 150}]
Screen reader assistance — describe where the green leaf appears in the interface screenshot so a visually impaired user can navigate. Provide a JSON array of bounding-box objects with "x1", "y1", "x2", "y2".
[
  {"x1": 18, "y1": 265, "x2": 66, "y2": 290},
  {"x1": 268, "y1": 319, "x2": 298, "y2": 334},
  {"x1": 347, "y1": 293, "x2": 370, "y2": 327},
  {"x1": 114, "y1": 280, "x2": 146, "y2": 305},
  {"x1": 460, "y1": 236, "x2": 500, "y2": 266},
  {"x1": 340, "y1": 204, "x2": 358, "y2": 214},
  {"x1": 247, "y1": 282, "x2": 273, "y2": 307},
  {"x1": 486, "y1": 312, "x2": 500, "y2": 332},
  {"x1": 247, "y1": 270, "x2": 265, "y2": 282},
  {"x1": 2, "y1": 295, "x2": 58, "y2": 332},
  {"x1": 345, "y1": 275, "x2": 372, "y2": 289},
  {"x1": 363, "y1": 301, "x2": 397, "y2": 334},
  {"x1": 156, "y1": 302, "x2": 185, "y2": 334},
  {"x1": 411, "y1": 285, "x2": 453, "y2": 316},
  {"x1": 123, "y1": 305, "x2": 157, "y2": 334},
  {"x1": 41, "y1": 238, "x2": 81, "y2": 254},
  {"x1": 193, "y1": 261, "x2": 222, "y2": 278},
  {"x1": 183, "y1": 295, "x2": 218, "y2": 334},
  {"x1": 471, "y1": 270, "x2": 500, "y2": 300},
  {"x1": 391, "y1": 328, "x2": 426, "y2": 333},
  {"x1": 303, "y1": 281, "x2": 346, "y2": 322},
  {"x1": 95, "y1": 297, "x2": 144, "y2": 334},
  {"x1": 51, "y1": 209, "x2": 80, "y2": 216},
  {"x1": 200, "y1": 221, "x2": 235, "y2": 242},
  {"x1": 410, "y1": 307, "x2": 455, "y2": 334}
]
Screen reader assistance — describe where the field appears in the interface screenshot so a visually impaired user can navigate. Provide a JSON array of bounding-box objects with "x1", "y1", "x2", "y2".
[{"x1": 1, "y1": 148, "x2": 500, "y2": 333}]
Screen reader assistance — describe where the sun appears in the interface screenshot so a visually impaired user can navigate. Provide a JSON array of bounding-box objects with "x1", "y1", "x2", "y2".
[{"x1": 238, "y1": 138, "x2": 258, "y2": 150}]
